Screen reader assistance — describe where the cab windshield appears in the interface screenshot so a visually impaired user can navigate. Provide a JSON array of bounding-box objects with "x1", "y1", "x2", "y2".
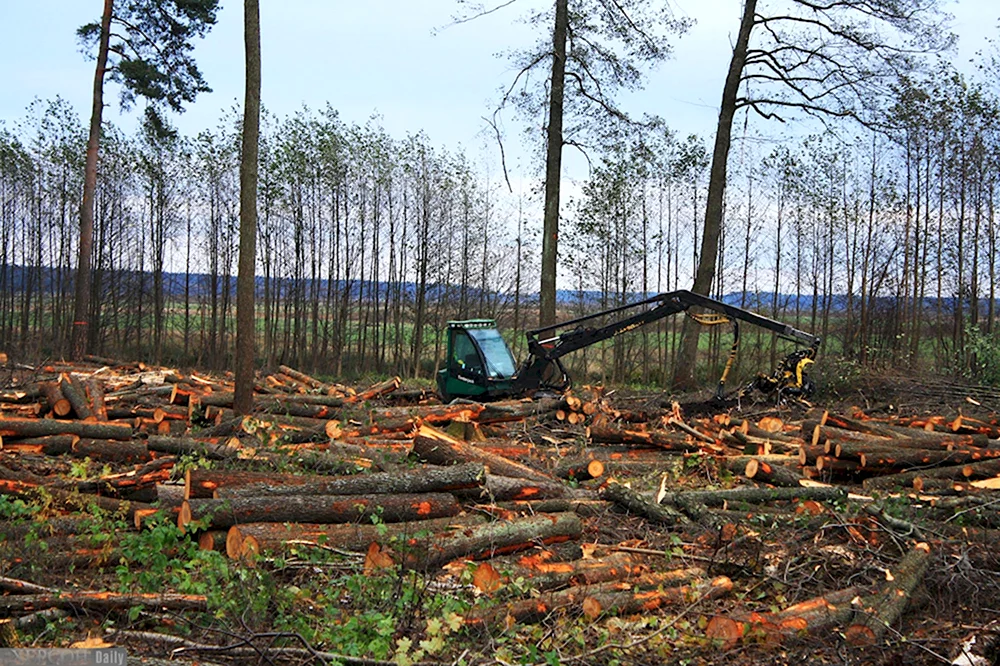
[{"x1": 467, "y1": 327, "x2": 517, "y2": 378}]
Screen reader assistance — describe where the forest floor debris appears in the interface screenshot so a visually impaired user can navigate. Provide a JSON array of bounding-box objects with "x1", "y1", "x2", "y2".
[{"x1": 1, "y1": 358, "x2": 1000, "y2": 665}]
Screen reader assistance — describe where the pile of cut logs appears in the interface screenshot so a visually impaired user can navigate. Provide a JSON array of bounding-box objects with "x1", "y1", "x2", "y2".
[{"x1": 2, "y1": 358, "x2": 1000, "y2": 662}]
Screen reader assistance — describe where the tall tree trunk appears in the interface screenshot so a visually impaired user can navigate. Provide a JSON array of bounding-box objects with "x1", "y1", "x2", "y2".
[
  {"x1": 72, "y1": 0, "x2": 113, "y2": 359},
  {"x1": 672, "y1": 0, "x2": 755, "y2": 389},
  {"x1": 539, "y1": 0, "x2": 568, "y2": 329},
  {"x1": 234, "y1": 0, "x2": 261, "y2": 415}
]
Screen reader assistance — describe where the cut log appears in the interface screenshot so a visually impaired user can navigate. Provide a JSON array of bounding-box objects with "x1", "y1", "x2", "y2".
[
  {"x1": 0, "y1": 434, "x2": 77, "y2": 455},
  {"x1": 40, "y1": 382, "x2": 72, "y2": 417},
  {"x1": 197, "y1": 531, "x2": 228, "y2": 552},
  {"x1": 277, "y1": 365, "x2": 325, "y2": 390},
  {"x1": 412, "y1": 425, "x2": 555, "y2": 483},
  {"x1": 351, "y1": 376, "x2": 401, "y2": 402},
  {"x1": 178, "y1": 492, "x2": 461, "y2": 532},
  {"x1": 0, "y1": 591, "x2": 207, "y2": 614},
  {"x1": 476, "y1": 575, "x2": 733, "y2": 626},
  {"x1": 412, "y1": 511, "x2": 583, "y2": 569},
  {"x1": 73, "y1": 438, "x2": 151, "y2": 464},
  {"x1": 845, "y1": 542, "x2": 932, "y2": 645},
  {"x1": 456, "y1": 474, "x2": 575, "y2": 502},
  {"x1": 743, "y1": 458, "x2": 806, "y2": 488},
  {"x1": 370, "y1": 403, "x2": 484, "y2": 425},
  {"x1": 60, "y1": 374, "x2": 95, "y2": 420},
  {"x1": 587, "y1": 424, "x2": 701, "y2": 452},
  {"x1": 864, "y1": 458, "x2": 1000, "y2": 492},
  {"x1": 0, "y1": 417, "x2": 132, "y2": 440},
  {"x1": 146, "y1": 435, "x2": 242, "y2": 460},
  {"x1": 85, "y1": 377, "x2": 108, "y2": 421},
  {"x1": 206, "y1": 463, "x2": 486, "y2": 499},
  {"x1": 600, "y1": 481, "x2": 690, "y2": 527},
  {"x1": 660, "y1": 485, "x2": 846, "y2": 508},
  {"x1": 705, "y1": 586, "x2": 859, "y2": 647},
  {"x1": 553, "y1": 457, "x2": 605, "y2": 482},
  {"x1": 477, "y1": 398, "x2": 562, "y2": 423},
  {"x1": 229, "y1": 514, "x2": 488, "y2": 560}
]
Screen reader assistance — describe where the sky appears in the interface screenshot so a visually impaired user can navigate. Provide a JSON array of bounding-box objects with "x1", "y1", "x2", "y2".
[{"x1": 1, "y1": 0, "x2": 997, "y2": 179}]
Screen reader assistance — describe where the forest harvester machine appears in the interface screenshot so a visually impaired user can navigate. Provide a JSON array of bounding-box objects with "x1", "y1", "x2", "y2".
[{"x1": 436, "y1": 289, "x2": 821, "y2": 402}]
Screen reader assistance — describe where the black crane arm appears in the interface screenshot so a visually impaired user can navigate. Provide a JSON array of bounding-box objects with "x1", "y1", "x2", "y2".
[{"x1": 512, "y1": 289, "x2": 820, "y2": 393}]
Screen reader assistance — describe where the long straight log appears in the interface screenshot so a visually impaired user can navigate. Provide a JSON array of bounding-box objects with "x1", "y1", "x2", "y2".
[
  {"x1": 229, "y1": 514, "x2": 488, "y2": 560},
  {"x1": 845, "y1": 542, "x2": 933, "y2": 645},
  {"x1": 412, "y1": 511, "x2": 583, "y2": 569},
  {"x1": 146, "y1": 435, "x2": 242, "y2": 460},
  {"x1": 587, "y1": 424, "x2": 701, "y2": 452},
  {"x1": 477, "y1": 575, "x2": 733, "y2": 626},
  {"x1": 0, "y1": 434, "x2": 77, "y2": 455},
  {"x1": 661, "y1": 485, "x2": 846, "y2": 508},
  {"x1": 0, "y1": 591, "x2": 207, "y2": 614},
  {"x1": 73, "y1": 438, "x2": 151, "y2": 464},
  {"x1": 706, "y1": 586, "x2": 860, "y2": 646},
  {"x1": 863, "y1": 458, "x2": 1000, "y2": 492},
  {"x1": 477, "y1": 398, "x2": 562, "y2": 423},
  {"x1": 599, "y1": 481, "x2": 690, "y2": 527},
  {"x1": 455, "y1": 474, "x2": 576, "y2": 502},
  {"x1": 412, "y1": 425, "x2": 555, "y2": 483},
  {"x1": 0, "y1": 418, "x2": 131, "y2": 440},
  {"x1": 178, "y1": 492, "x2": 461, "y2": 532},
  {"x1": 208, "y1": 463, "x2": 486, "y2": 499}
]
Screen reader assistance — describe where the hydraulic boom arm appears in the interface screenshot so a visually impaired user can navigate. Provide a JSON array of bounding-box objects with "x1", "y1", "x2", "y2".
[{"x1": 512, "y1": 289, "x2": 821, "y2": 396}]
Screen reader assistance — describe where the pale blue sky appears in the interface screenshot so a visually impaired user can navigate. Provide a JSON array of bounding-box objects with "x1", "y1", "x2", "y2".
[{"x1": 1, "y1": 1, "x2": 995, "y2": 173}]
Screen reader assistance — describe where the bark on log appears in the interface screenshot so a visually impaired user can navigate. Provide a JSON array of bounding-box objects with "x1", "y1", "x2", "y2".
[
  {"x1": 863, "y1": 458, "x2": 1000, "y2": 492},
  {"x1": 0, "y1": 434, "x2": 77, "y2": 455},
  {"x1": 455, "y1": 474, "x2": 576, "y2": 502},
  {"x1": 486, "y1": 499, "x2": 612, "y2": 517},
  {"x1": 178, "y1": 492, "x2": 461, "y2": 532},
  {"x1": 73, "y1": 438, "x2": 151, "y2": 464},
  {"x1": 845, "y1": 542, "x2": 932, "y2": 645},
  {"x1": 412, "y1": 511, "x2": 583, "y2": 570},
  {"x1": 40, "y1": 382, "x2": 72, "y2": 417},
  {"x1": 476, "y1": 574, "x2": 733, "y2": 626},
  {"x1": 60, "y1": 374, "x2": 95, "y2": 420},
  {"x1": 146, "y1": 435, "x2": 242, "y2": 460},
  {"x1": 0, "y1": 591, "x2": 207, "y2": 614},
  {"x1": 412, "y1": 425, "x2": 555, "y2": 483},
  {"x1": 209, "y1": 463, "x2": 486, "y2": 499},
  {"x1": 705, "y1": 586, "x2": 859, "y2": 646},
  {"x1": 229, "y1": 514, "x2": 488, "y2": 561},
  {"x1": 600, "y1": 481, "x2": 690, "y2": 527},
  {"x1": 474, "y1": 398, "x2": 561, "y2": 424},
  {"x1": 552, "y1": 457, "x2": 605, "y2": 481},
  {"x1": 587, "y1": 424, "x2": 701, "y2": 452},
  {"x1": 661, "y1": 485, "x2": 846, "y2": 508},
  {"x1": 742, "y1": 457, "x2": 805, "y2": 488},
  {"x1": 85, "y1": 377, "x2": 108, "y2": 421},
  {"x1": 0, "y1": 417, "x2": 132, "y2": 440},
  {"x1": 351, "y1": 377, "x2": 401, "y2": 402}
]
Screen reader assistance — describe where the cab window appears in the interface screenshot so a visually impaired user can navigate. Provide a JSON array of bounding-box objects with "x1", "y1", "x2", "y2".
[{"x1": 451, "y1": 330, "x2": 484, "y2": 375}]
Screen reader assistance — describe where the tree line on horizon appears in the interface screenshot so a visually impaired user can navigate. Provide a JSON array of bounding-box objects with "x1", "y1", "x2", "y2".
[{"x1": 2, "y1": 0, "x2": 999, "y2": 390}]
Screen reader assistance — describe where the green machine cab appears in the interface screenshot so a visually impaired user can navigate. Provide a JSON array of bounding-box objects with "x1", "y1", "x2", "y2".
[{"x1": 436, "y1": 320, "x2": 519, "y2": 401}]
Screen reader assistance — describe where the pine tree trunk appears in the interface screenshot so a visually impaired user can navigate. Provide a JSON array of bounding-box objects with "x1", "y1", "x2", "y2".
[
  {"x1": 672, "y1": 0, "x2": 756, "y2": 389},
  {"x1": 71, "y1": 0, "x2": 113, "y2": 359},
  {"x1": 234, "y1": 0, "x2": 261, "y2": 415},
  {"x1": 539, "y1": 0, "x2": 568, "y2": 328}
]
